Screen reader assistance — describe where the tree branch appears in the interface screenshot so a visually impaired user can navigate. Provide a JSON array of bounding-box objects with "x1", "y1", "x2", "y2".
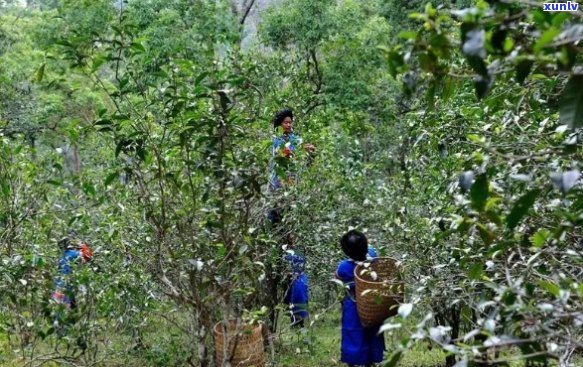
[
  {"x1": 240, "y1": 0, "x2": 256, "y2": 25},
  {"x1": 309, "y1": 48, "x2": 323, "y2": 95}
]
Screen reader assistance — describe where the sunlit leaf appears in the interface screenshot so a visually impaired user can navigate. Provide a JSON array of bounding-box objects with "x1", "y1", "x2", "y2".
[
  {"x1": 550, "y1": 169, "x2": 581, "y2": 193},
  {"x1": 534, "y1": 27, "x2": 560, "y2": 53},
  {"x1": 538, "y1": 280, "x2": 560, "y2": 297},
  {"x1": 398, "y1": 303, "x2": 413, "y2": 318},
  {"x1": 397, "y1": 31, "x2": 417, "y2": 40},
  {"x1": 378, "y1": 323, "x2": 402, "y2": 333},
  {"x1": 130, "y1": 42, "x2": 146, "y2": 53},
  {"x1": 531, "y1": 229, "x2": 550, "y2": 248}
]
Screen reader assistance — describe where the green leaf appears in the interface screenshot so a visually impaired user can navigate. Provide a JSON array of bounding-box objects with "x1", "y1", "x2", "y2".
[
  {"x1": 552, "y1": 12, "x2": 570, "y2": 27},
  {"x1": 104, "y1": 171, "x2": 119, "y2": 186},
  {"x1": 375, "y1": 293, "x2": 382, "y2": 305},
  {"x1": 83, "y1": 183, "x2": 96, "y2": 196},
  {"x1": 397, "y1": 31, "x2": 417, "y2": 40},
  {"x1": 503, "y1": 37, "x2": 514, "y2": 53},
  {"x1": 1, "y1": 182, "x2": 10, "y2": 197},
  {"x1": 91, "y1": 56, "x2": 106, "y2": 73},
  {"x1": 426, "y1": 81, "x2": 436, "y2": 110},
  {"x1": 485, "y1": 197, "x2": 502, "y2": 212},
  {"x1": 388, "y1": 50, "x2": 405, "y2": 78},
  {"x1": 559, "y1": 75, "x2": 583, "y2": 129},
  {"x1": 94, "y1": 118, "x2": 112, "y2": 126},
  {"x1": 474, "y1": 73, "x2": 493, "y2": 99},
  {"x1": 440, "y1": 77, "x2": 456, "y2": 102},
  {"x1": 130, "y1": 42, "x2": 146, "y2": 53},
  {"x1": 485, "y1": 210, "x2": 503, "y2": 226},
  {"x1": 47, "y1": 179, "x2": 62, "y2": 186},
  {"x1": 533, "y1": 27, "x2": 560, "y2": 53},
  {"x1": 468, "y1": 263, "x2": 483, "y2": 280},
  {"x1": 195, "y1": 72, "x2": 209, "y2": 85},
  {"x1": 502, "y1": 290, "x2": 517, "y2": 306},
  {"x1": 35, "y1": 63, "x2": 46, "y2": 83},
  {"x1": 430, "y1": 34, "x2": 449, "y2": 50},
  {"x1": 506, "y1": 189, "x2": 541, "y2": 229},
  {"x1": 531, "y1": 229, "x2": 550, "y2": 248},
  {"x1": 477, "y1": 223, "x2": 494, "y2": 245},
  {"x1": 515, "y1": 59, "x2": 533, "y2": 85},
  {"x1": 67, "y1": 215, "x2": 80, "y2": 226},
  {"x1": 538, "y1": 280, "x2": 560, "y2": 297},
  {"x1": 425, "y1": 3, "x2": 437, "y2": 17},
  {"x1": 384, "y1": 351, "x2": 403, "y2": 367},
  {"x1": 419, "y1": 52, "x2": 434, "y2": 72},
  {"x1": 115, "y1": 139, "x2": 127, "y2": 158},
  {"x1": 467, "y1": 134, "x2": 484, "y2": 143},
  {"x1": 470, "y1": 174, "x2": 488, "y2": 211},
  {"x1": 216, "y1": 243, "x2": 225, "y2": 259},
  {"x1": 408, "y1": 12, "x2": 427, "y2": 21},
  {"x1": 490, "y1": 28, "x2": 507, "y2": 52}
]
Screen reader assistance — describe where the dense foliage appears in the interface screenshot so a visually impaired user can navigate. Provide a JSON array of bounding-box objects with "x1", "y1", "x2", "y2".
[{"x1": 1, "y1": 0, "x2": 581, "y2": 366}]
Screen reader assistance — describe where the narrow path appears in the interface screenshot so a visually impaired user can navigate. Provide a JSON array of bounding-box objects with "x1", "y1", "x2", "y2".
[{"x1": 272, "y1": 308, "x2": 446, "y2": 367}]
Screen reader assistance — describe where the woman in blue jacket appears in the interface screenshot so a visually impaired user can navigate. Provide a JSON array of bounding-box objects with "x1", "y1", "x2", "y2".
[{"x1": 336, "y1": 230, "x2": 385, "y2": 367}]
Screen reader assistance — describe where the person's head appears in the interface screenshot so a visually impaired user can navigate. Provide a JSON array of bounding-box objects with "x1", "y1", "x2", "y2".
[
  {"x1": 58, "y1": 230, "x2": 79, "y2": 251},
  {"x1": 58, "y1": 237, "x2": 70, "y2": 251},
  {"x1": 340, "y1": 229, "x2": 368, "y2": 261},
  {"x1": 272, "y1": 109, "x2": 293, "y2": 134}
]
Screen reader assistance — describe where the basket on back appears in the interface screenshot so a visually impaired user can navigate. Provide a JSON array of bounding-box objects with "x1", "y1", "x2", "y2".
[
  {"x1": 213, "y1": 320, "x2": 265, "y2": 367},
  {"x1": 354, "y1": 256, "x2": 404, "y2": 328}
]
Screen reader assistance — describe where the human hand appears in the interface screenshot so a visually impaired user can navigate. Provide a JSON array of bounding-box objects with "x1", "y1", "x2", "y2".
[{"x1": 302, "y1": 143, "x2": 316, "y2": 152}]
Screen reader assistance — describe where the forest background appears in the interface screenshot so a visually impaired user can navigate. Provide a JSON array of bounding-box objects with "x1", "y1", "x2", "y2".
[{"x1": 0, "y1": 0, "x2": 582, "y2": 366}]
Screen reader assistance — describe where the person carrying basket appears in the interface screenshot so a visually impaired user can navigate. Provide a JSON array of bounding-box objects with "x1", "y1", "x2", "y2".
[{"x1": 335, "y1": 230, "x2": 385, "y2": 367}]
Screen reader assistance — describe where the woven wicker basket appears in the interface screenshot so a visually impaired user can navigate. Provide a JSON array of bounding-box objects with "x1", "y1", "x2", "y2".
[
  {"x1": 213, "y1": 320, "x2": 265, "y2": 367},
  {"x1": 354, "y1": 257, "x2": 404, "y2": 328}
]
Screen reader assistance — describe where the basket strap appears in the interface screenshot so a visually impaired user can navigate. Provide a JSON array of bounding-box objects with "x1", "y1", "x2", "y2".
[{"x1": 343, "y1": 281, "x2": 356, "y2": 302}]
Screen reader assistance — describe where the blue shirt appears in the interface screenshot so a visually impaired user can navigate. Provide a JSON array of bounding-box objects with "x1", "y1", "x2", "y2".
[
  {"x1": 336, "y1": 246, "x2": 384, "y2": 364},
  {"x1": 336, "y1": 247, "x2": 378, "y2": 299},
  {"x1": 284, "y1": 251, "x2": 305, "y2": 274},
  {"x1": 269, "y1": 133, "x2": 303, "y2": 190}
]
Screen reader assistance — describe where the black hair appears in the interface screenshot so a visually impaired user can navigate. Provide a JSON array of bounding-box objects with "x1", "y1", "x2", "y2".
[
  {"x1": 340, "y1": 229, "x2": 368, "y2": 261},
  {"x1": 272, "y1": 109, "x2": 293, "y2": 129},
  {"x1": 58, "y1": 237, "x2": 71, "y2": 251},
  {"x1": 58, "y1": 229, "x2": 79, "y2": 251}
]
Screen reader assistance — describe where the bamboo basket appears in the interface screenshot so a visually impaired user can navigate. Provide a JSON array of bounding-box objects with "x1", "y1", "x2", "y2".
[
  {"x1": 213, "y1": 320, "x2": 265, "y2": 367},
  {"x1": 354, "y1": 257, "x2": 405, "y2": 328}
]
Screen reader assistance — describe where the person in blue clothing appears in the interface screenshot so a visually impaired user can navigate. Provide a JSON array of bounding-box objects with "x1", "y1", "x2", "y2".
[
  {"x1": 283, "y1": 246, "x2": 309, "y2": 328},
  {"x1": 52, "y1": 232, "x2": 93, "y2": 309},
  {"x1": 265, "y1": 109, "x2": 314, "y2": 330},
  {"x1": 268, "y1": 108, "x2": 315, "y2": 195},
  {"x1": 336, "y1": 230, "x2": 385, "y2": 367}
]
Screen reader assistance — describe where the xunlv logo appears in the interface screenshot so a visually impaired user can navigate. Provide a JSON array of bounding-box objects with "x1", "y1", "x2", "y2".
[{"x1": 543, "y1": 2, "x2": 580, "y2": 11}]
